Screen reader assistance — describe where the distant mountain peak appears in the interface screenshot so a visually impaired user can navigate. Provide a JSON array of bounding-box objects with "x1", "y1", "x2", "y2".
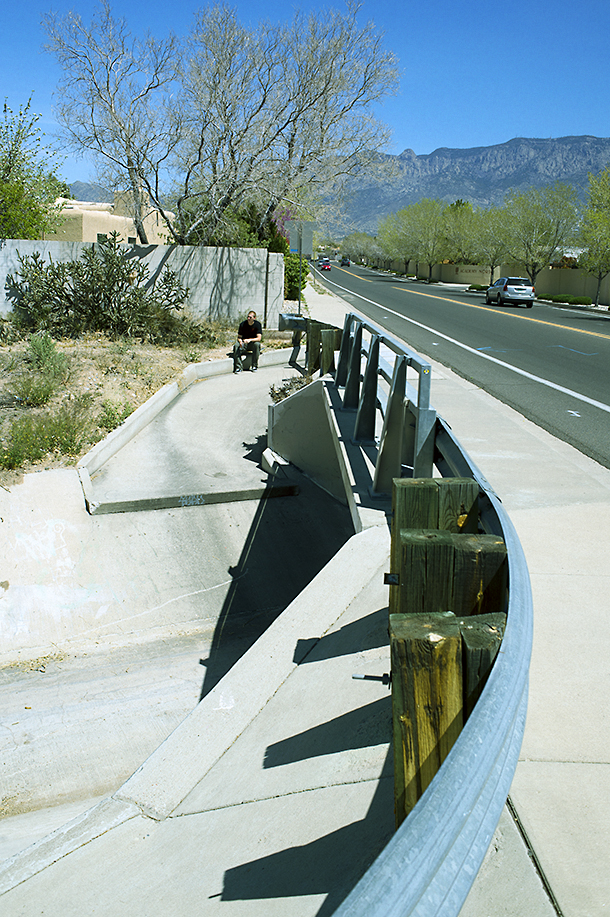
[
  {"x1": 68, "y1": 181, "x2": 112, "y2": 203},
  {"x1": 346, "y1": 135, "x2": 610, "y2": 232}
]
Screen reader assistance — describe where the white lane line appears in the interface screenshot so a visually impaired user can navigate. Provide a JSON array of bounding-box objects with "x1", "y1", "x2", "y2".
[{"x1": 326, "y1": 278, "x2": 610, "y2": 416}]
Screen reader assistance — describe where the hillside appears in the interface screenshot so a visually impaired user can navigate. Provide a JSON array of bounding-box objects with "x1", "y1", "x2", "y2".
[
  {"x1": 344, "y1": 135, "x2": 610, "y2": 231},
  {"x1": 68, "y1": 181, "x2": 112, "y2": 202},
  {"x1": 69, "y1": 136, "x2": 610, "y2": 235}
]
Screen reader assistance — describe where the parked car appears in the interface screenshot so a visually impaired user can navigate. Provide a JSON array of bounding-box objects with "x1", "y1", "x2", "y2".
[
  {"x1": 485, "y1": 277, "x2": 535, "y2": 307},
  {"x1": 340, "y1": 256, "x2": 350, "y2": 266},
  {"x1": 320, "y1": 258, "x2": 331, "y2": 271}
]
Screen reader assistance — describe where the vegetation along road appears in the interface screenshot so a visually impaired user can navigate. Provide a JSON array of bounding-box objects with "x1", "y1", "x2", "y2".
[{"x1": 317, "y1": 263, "x2": 610, "y2": 469}]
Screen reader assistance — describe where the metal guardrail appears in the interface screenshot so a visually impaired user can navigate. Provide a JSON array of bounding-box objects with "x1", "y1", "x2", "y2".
[
  {"x1": 320, "y1": 313, "x2": 533, "y2": 917},
  {"x1": 334, "y1": 312, "x2": 437, "y2": 492}
]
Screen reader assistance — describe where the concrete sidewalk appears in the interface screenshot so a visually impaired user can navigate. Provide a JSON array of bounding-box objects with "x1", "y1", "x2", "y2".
[
  {"x1": 305, "y1": 282, "x2": 610, "y2": 916},
  {"x1": 1, "y1": 283, "x2": 609, "y2": 915}
]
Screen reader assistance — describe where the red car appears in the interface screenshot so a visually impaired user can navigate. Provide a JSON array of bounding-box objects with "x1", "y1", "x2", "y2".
[{"x1": 320, "y1": 258, "x2": 331, "y2": 271}]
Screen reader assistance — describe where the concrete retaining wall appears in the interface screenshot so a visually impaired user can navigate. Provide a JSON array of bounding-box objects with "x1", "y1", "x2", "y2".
[{"x1": 0, "y1": 240, "x2": 285, "y2": 328}]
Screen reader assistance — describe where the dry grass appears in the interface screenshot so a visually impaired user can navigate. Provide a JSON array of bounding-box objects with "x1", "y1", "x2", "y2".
[{"x1": 0, "y1": 326, "x2": 293, "y2": 489}]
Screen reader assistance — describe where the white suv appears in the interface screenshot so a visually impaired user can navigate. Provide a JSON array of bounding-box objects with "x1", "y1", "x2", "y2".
[{"x1": 485, "y1": 277, "x2": 535, "y2": 308}]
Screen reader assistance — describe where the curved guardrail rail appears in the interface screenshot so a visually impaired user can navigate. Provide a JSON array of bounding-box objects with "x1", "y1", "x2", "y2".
[{"x1": 321, "y1": 313, "x2": 533, "y2": 917}]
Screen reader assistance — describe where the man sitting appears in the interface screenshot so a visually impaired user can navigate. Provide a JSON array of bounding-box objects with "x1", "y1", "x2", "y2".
[{"x1": 233, "y1": 310, "x2": 262, "y2": 373}]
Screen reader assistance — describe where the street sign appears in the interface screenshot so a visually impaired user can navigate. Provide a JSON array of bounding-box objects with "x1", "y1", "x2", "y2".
[{"x1": 287, "y1": 220, "x2": 315, "y2": 258}]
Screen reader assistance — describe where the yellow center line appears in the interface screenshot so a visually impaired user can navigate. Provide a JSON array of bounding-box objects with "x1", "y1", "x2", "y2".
[
  {"x1": 340, "y1": 268, "x2": 373, "y2": 282},
  {"x1": 391, "y1": 286, "x2": 610, "y2": 342}
]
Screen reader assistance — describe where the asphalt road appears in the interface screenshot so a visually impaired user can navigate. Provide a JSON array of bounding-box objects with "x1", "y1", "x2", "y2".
[{"x1": 314, "y1": 263, "x2": 610, "y2": 469}]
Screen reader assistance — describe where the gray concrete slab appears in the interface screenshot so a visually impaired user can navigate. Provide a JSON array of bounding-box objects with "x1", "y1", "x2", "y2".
[
  {"x1": 1, "y1": 783, "x2": 391, "y2": 917},
  {"x1": 0, "y1": 351, "x2": 355, "y2": 839},
  {"x1": 174, "y1": 569, "x2": 392, "y2": 817},
  {"x1": 510, "y1": 762, "x2": 610, "y2": 917},
  {"x1": 89, "y1": 364, "x2": 297, "y2": 505},
  {"x1": 1, "y1": 527, "x2": 394, "y2": 915}
]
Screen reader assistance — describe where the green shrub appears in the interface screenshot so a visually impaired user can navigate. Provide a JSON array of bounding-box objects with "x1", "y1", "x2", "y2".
[
  {"x1": 544, "y1": 294, "x2": 593, "y2": 306},
  {"x1": 26, "y1": 331, "x2": 69, "y2": 379},
  {"x1": 0, "y1": 394, "x2": 96, "y2": 468},
  {"x1": 284, "y1": 253, "x2": 309, "y2": 300},
  {"x1": 7, "y1": 332, "x2": 69, "y2": 406},
  {"x1": 98, "y1": 400, "x2": 134, "y2": 432},
  {"x1": 7, "y1": 234, "x2": 190, "y2": 342},
  {"x1": 8, "y1": 372, "x2": 57, "y2": 406},
  {"x1": 0, "y1": 415, "x2": 49, "y2": 468},
  {"x1": 47, "y1": 395, "x2": 96, "y2": 453},
  {"x1": 0, "y1": 316, "x2": 24, "y2": 345}
]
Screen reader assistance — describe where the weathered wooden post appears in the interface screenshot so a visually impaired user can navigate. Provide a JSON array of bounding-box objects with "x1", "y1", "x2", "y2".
[
  {"x1": 390, "y1": 612, "x2": 463, "y2": 827},
  {"x1": 459, "y1": 612, "x2": 506, "y2": 717},
  {"x1": 320, "y1": 328, "x2": 342, "y2": 376},
  {"x1": 396, "y1": 531, "x2": 507, "y2": 617},
  {"x1": 390, "y1": 610, "x2": 507, "y2": 826},
  {"x1": 388, "y1": 478, "x2": 481, "y2": 614},
  {"x1": 306, "y1": 320, "x2": 323, "y2": 375},
  {"x1": 388, "y1": 477, "x2": 509, "y2": 826}
]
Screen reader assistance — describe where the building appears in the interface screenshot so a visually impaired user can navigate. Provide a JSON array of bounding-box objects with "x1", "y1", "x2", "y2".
[{"x1": 44, "y1": 193, "x2": 173, "y2": 245}]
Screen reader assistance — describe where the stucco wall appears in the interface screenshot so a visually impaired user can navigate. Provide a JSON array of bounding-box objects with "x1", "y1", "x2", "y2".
[
  {"x1": 45, "y1": 199, "x2": 170, "y2": 246},
  {"x1": 379, "y1": 256, "x2": 609, "y2": 305},
  {"x1": 0, "y1": 241, "x2": 285, "y2": 328}
]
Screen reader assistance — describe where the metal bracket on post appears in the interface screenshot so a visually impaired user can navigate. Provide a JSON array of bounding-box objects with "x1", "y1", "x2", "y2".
[
  {"x1": 413, "y1": 408, "x2": 437, "y2": 477},
  {"x1": 335, "y1": 313, "x2": 354, "y2": 388},
  {"x1": 372, "y1": 355, "x2": 408, "y2": 495},
  {"x1": 353, "y1": 334, "x2": 380, "y2": 443},
  {"x1": 343, "y1": 321, "x2": 363, "y2": 410}
]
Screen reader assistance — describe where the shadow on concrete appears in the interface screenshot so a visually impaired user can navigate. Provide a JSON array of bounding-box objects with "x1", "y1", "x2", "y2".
[
  {"x1": 264, "y1": 696, "x2": 391, "y2": 768},
  {"x1": 242, "y1": 434, "x2": 267, "y2": 465},
  {"x1": 220, "y1": 749, "x2": 394, "y2": 916},
  {"x1": 199, "y1": 468, "x2": 355, "y2": 699},
  {"x1": 293, "y1": 607, "x2": 389, "y2": 665}
]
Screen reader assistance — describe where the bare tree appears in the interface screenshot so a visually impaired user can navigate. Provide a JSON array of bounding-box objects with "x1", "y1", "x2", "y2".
[
  {"x1": 45, "y1": 2, "x2": 398, "y2": 246},
  {"x1": 44, "y1": 1, "x2": 179, "y2": 244}
]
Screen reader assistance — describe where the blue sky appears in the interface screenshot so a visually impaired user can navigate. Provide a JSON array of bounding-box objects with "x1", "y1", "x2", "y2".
[{"x1": 2, "y1": 0, "x2": 609, "y2": 183}]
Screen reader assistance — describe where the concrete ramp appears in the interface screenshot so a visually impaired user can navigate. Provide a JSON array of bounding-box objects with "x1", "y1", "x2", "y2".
[
  {"x1": 0, "y1": 353, "x2": 358, "y2": 843},
  {"x1": 79, "y1": 353, "x2": 301, "y2": 514}
]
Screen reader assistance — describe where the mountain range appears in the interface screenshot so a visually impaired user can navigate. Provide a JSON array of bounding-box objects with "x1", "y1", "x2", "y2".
[
  {"x1": 69, "y1": 136, "x2": 610, "y2": 234},
  {"x1": 343, "y1": 135, "x2": 610, "y2": 231}
]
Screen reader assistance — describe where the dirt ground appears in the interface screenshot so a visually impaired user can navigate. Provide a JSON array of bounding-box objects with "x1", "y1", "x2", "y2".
[{"x1": 0, "y1": 324, "x2": 294, "y2": 491}]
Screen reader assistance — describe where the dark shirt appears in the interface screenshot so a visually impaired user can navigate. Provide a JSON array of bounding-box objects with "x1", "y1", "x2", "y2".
[{"x1": 238, "y1": 319, "x2": 262, "y2": 341}]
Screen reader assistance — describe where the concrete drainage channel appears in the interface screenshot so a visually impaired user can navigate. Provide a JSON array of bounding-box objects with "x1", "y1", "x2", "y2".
[{"x1": 0, "y1": 321, "x2": 533, "y2": 916}]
